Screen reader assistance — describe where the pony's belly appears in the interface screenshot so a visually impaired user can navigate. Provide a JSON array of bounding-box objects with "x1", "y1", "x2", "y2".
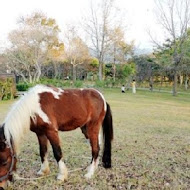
[{"x1": 58, "y1": 124, "x2": 81, "y2": 131}]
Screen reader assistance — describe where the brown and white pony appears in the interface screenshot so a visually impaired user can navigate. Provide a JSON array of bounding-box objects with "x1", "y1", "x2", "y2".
[{"x1": 0, "y1": 85, "x2": 113, "y2": 189}]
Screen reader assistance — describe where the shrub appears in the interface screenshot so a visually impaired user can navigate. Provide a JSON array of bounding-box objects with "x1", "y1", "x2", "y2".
[
  {"x1": 16, "y1": 83, "x2": 31, "y2": 91},
  {"x1": 39, "y1": 78, "x2": 73, "y2": 88},
  {"x1": 0, "y1": 76, "x2": 16, "y2": 100},
  {"x1": 62, "y1": 81, "x2": 72, "y2": 87},
  {"x1": 73, "y1": 80, "x2": 83, "y2": 88},
  {"x1": 95, "y1": 80, "x2": 105, "y2": 88},
  {"x1": 104, "y1": 78, "x2": 112, "y2": 87}
]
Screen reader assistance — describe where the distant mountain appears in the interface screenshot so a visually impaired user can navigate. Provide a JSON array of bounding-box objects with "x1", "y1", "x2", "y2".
[{"x1": 134, "y1": 47, "x2": 153, "y2": 55}]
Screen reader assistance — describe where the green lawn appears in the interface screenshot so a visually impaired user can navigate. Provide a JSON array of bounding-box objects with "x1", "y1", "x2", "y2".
[{"x1": 0, "y1": 89, "x2": 190, "y2": 189}]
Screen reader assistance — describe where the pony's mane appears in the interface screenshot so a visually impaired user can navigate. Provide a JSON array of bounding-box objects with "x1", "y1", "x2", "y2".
[{"x1": 4, "y1": 85, "x2": 63, "y2": 153}]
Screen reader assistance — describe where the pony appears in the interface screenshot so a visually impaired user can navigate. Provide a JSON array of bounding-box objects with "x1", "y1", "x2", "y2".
[{"x1": 0, "y1": 85, "x2": 113, "y2": 189}]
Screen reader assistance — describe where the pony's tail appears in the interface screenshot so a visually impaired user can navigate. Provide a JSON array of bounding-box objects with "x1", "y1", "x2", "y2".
[{"x1": 102, "y1": 102, "x2": 113, "y2": 168}]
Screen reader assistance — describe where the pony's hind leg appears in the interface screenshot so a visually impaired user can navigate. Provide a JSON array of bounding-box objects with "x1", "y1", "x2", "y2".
[
  {"x1": 85, "y1": 124, "x2": 100, "y2": 179},
  {"x1": 81, "y1": 125, "x2": 88, "y2": 139},
  {"x1": 37, "y1": 134, "x2": 50, "y2": 176},
  {"x1": 46, "y1": 130, "x2": 68, "y2": 182}
]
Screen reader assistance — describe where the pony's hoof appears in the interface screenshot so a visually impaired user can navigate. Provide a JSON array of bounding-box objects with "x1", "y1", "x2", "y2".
[
  {"x1": 37, "y1": 168, "x2": 50, "y2": 176},
  {"x1": 57, "y1": 174, "x2": 68, "y2": 182},
  {"x1": 84, "y1": 173, "x2": 92, "y2": 179}
]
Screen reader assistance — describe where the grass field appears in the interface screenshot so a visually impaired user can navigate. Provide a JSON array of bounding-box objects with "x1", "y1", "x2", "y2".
[{"x1": 0, "y1": 89, "x2": 190, "y2": 190}]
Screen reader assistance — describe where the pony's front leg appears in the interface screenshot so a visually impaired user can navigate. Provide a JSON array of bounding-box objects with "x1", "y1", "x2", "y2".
[
  {"x1": 46, "y1": 131, "x2": 68, "y2": 182},
  {"x1": 36, "y1": 134, "x2": 50, "y2": 176}
]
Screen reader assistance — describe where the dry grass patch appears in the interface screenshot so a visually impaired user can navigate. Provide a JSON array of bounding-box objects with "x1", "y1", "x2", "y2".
[{"x1": 0, "y1": 89, "x2": 190, "y2": 189}]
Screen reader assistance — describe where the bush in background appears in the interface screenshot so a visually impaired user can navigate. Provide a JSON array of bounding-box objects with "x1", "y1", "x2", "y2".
[
  {"x1": 73, "y1": 80, "x2": 83, "y2": 88},
  {"x1": 16, "y1": 83, "x2": 31, "y2": 91},
  {"x1": 0, "y1": 76, "x2": 16, "y2": 100},
  {"x1": 95, "y1": 80, "x2": 105, "y2": 88}
]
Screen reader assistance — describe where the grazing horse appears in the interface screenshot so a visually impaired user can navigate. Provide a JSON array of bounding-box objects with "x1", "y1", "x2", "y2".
[{"x1": 0, "y1": 85, "x2": 113, "y2": 189}]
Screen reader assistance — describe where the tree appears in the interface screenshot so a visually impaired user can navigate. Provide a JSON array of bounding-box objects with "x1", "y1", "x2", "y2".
[
  {"x1": 134, "y1": 55, "x2": 160, "y2": 90},
  {"x1": 0, "y1": 55, "x2": 7, "y2": 74},
  {"x1": 5, "y1": 12, "x2": 61, "y2": 83},
  {"x1": 83, "y1": 0, "x2": 116, "y2": 80},
  {"x1": 153, "y1": 29, "x2": 190, "y2": 90},
  {"x1": 87, "y1": 58, "x2": 99, "y2": 80},
  {"x1": 152, "y1": 0, "x2": 190, "y2": 95},
  {"x1": 48, "y1": 42, "x2": 64, "y2": 79},
  {"x1": 64, "y1": 25, "x2": 90, "y2": 81},
  {"x1": 108, "y1": 26, "x2": 134, "y2": 81},
  {"x1": 116, "y1": 63, "x2": 136, "y2": 79},
  {"x1": 179, "y1": 29, "x2": 190, "y2": 89}
]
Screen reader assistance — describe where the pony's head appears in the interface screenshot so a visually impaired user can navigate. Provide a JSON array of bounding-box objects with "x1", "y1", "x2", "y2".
[{"x1": 0, "y1": 124, "x2": 17, "y2": 190}]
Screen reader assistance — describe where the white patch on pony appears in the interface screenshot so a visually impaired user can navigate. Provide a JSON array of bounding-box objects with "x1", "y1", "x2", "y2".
[
  {"x1": 85, "y1": 158, "x2": 99, "y2": 179},
  {"x1": 4, "y1": 85, "x2": 64, "y2": 152},
  {"x1": 37, "y1": 154, "x2": 50, "y2": 176},
  {"x1": 93, "y1": 89, "x2": 107, "y2": 112},
  {"x1": 57, "y1": 159, "x2": 68, "y2": 181},
  {"x1": 80, "y1": 88, "x2": 84, "y2": 91}
]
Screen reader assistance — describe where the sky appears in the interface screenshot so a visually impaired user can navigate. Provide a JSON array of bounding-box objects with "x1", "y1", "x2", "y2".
[{"x1": 0, "y1": 0, "x2": 164, "y2": 52}]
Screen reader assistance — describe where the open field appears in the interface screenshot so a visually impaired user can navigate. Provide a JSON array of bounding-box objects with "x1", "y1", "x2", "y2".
[{"x1": 0, "y1": 89, "x2": 190, "y2": 189}]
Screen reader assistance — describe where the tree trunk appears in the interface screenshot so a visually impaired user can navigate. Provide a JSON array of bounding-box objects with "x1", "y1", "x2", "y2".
[
  {"x1": 29, "y1": 73, "x2": 33, "y2": 83},
  {"x1": 185, "y1": 75, "x2": 188, "y2": 90},
  {"x1": 33, "y1": 62, "x2": 42, "y2": 83},
  {"x1": 113, "y1": 46, "x2": 116, "y2": 82},
  {"x1": 149, "y1": 76, "x2": 153, "y2": 92},
  {"x1": 36, "y1": 70, "x2": 41, "y2": 82},
  {"x1": 98, "y1": 62, "x2": 103, "y2": 81},
  {"x1": 113, "y1": 63, "x2": 116, "y2": 82},
  {"x1": 172, "y1": 72, "x2": 177, "y2": 96},
  {"x1": 159, "y1": 75, "x2": 164, "y2": 91},
  {"x1": 72, "y1": 64, "x2": 77, "y2": 81},
  {"x1": 18, "y1": 72, "x2": 28, "y2": 83},
  {"x1": 179, "y1": 75, "x2": 183, "y2": 86},
  {"x1": 53, "y1": 62, "x2": 59, "y2": 79}
]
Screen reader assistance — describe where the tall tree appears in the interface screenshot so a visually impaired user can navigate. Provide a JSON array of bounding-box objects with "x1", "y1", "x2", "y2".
[
  {"x1": 64, "y1": 25, "x2": 90, "y2": 81},
  {"x1": 134, "y1": 55, "x2": 160, "y2": 85},
  {"x1": 108, "y1": 26, "x2": 134, "y2": 82},
  {"x1": 83, "y1": 0, "x2": 116, "y2": 80},
  {"x1": 5, "y1": 12, "x2": 61, "y2": 83},
  {"x1": 48, "y1": 42, "x2": 64, "y2": 79},
  {"x1": 153, "y1": 0, "x2": 190, "y2": 95},
  {"x1": 179, "y1": 28, "x2": 190, "y2": 89}
]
